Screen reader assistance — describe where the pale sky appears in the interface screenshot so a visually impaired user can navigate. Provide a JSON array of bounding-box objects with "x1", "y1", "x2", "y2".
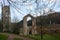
[{"x1": 0, "y1": 0, "x2": 60, "y2": 22}]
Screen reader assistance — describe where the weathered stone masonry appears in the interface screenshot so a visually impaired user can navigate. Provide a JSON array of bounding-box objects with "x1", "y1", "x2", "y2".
[
  {"x1": 2, "y1": 6, "x2": 11, "y2": 32},
  {"x1": 23, "y1": 14, "x2": 37, "y2": 35}
]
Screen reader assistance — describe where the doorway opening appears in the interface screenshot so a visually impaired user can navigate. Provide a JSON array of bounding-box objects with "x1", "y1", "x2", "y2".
[{"x1": 27, "y1": 17, "x2": 32, "y2": 35}]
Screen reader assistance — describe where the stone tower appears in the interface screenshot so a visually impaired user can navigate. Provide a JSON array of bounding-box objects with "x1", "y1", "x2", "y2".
[{"x1": 2, "y1": 6, "x2": 11, "y2": 32}]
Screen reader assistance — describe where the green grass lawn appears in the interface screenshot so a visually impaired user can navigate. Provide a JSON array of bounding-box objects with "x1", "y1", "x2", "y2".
[
  {"x1": 26, "y1": 34, "x2": 60, "y2": 40},
  {"x1": 0, "y1": 34, "x2": 8, "y2": 40},
  {"x1": 13, "y1": 38, "x2": 22, "y2": 40},
  {"x1": 0, "y1": 33, "x2": 60, "y2": 40}
]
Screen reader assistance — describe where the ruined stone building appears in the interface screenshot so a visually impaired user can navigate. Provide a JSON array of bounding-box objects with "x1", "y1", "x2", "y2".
[
  {"x1": 23, "y1": 14, "x2": 37, "y2": 35},
  {"x1": 20, "y1": 14, "x2": 37, "y2": 35},
  {"x1": 2, "y1": 6, "x2": 11, "y2": 32},
  {"x1": 1, "y1": 5, "x2": 60, "y2": 35},
  {"x1": 1, "y1": 5, "x2": 37, "y2": 35}
]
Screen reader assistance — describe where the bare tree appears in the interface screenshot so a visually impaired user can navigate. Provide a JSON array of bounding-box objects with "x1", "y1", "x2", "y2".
[
  {"x1": 1, "y1": 0, "x2": 58, "y2": 39},
  {"x1": 8, "y1": 0, "x2": 57, "y2": 39},
  {"x1": 35, "y1": 0, "x2": 57, "y2": 39}
]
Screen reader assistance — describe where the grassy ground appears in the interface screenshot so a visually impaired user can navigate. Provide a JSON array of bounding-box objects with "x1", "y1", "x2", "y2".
[
  {"x1": 0, "y1": 33, "x2": 60, "y2": 40},
  {"x1": 26, "y1": 34, "x2": 60, "y2": 40},
  {"x1": 0, "y1": 34, "x2": 8, "y2": 40},
  {"x1": 13, "y1": 38, "x2": 22, "y2": 40}
]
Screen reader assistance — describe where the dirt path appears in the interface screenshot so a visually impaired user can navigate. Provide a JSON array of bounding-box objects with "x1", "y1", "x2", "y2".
[{"x1": 0, "y1": 33, "x2": 33, "y2": 40}]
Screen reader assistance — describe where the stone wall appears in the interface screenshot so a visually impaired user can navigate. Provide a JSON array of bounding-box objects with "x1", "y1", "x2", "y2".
[{"x1": 23, "y1": 14, "x2": 37, "y2": 35}]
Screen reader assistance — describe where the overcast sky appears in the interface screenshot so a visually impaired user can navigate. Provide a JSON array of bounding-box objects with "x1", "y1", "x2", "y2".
[{"x1": 0, "y1": 0, "x2": 60, "y2": 22}]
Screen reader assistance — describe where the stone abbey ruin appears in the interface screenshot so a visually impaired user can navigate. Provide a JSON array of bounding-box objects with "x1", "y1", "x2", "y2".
[
  {"x1": 1, "y1": 6, "x2": 37, "y2": 35},
  {"x1": 23, "y1": 14, "x2": 37, "y2": 35},
  {"x1": 0, "y1": 5, "x2": 60, "y2": 35}
]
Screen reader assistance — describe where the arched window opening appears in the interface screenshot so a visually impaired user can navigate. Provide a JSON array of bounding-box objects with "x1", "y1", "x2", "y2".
[
  {"x1": 27, "y1": 17, "x2": 32, "y2": 35},
  {"x1": 27, "y1": 17, "x2": 32, "y2": 26}
]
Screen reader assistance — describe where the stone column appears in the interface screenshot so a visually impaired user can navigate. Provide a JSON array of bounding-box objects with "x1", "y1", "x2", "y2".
[
  {"x1": 34, "y1": 18, "x2": 37, "y2": 34},
  {"x1": 32, "y1": 18, "x2": 37, "y2": 35},
  {"x1": 23, "y1": 17, "x2": 28, "y2": 35}
]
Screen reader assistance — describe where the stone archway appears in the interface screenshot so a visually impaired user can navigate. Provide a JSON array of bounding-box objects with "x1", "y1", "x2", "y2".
[{"x1": 23, "y1": 14, "x2": 37, "y2": 35}]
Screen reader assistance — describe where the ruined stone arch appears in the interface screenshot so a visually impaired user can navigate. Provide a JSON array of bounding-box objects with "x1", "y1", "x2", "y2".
[{"x1": 23, "y1": 14, "x2": 37, "y2": 35}]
